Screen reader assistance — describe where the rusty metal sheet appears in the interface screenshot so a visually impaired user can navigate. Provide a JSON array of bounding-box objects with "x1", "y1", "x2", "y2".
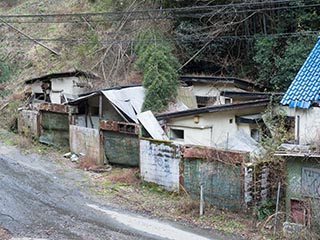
[
  {"x1": 99, "y1": 120, "x2": 139, "y2": 135},
  {"x1": 181, "y1": 145, "x2": 248, "y2": 164}
]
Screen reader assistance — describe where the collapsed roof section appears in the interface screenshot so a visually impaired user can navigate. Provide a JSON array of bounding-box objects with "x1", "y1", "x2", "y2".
[{"x1": 25, "y1": 69, "x2": 98, "y2": 85}]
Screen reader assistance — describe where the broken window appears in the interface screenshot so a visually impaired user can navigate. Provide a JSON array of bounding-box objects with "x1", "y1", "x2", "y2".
[
  {"x1": 41, "y1": 81, "x2": 51, "y2": 103},
  {"x1": 196, "y1": 96, "x2": 217, "y2": 107},
  {"x1": 251, "y1": 129, "x2": 260, "y2": 142},
  {"x1": 170, "y1": 128, "x2": 184, "y2": 140}
]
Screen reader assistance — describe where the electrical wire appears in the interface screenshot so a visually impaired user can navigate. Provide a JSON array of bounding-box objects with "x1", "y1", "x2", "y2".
[
  {"x1": 0, "y1": 0, "x2": 318, "y2": 19},
  {"x1": 1, "y1": 31, "x2": 317, "y2": 45},
  {"x1": 0, "y1": 3, "x2": 318, "y2": 24}
]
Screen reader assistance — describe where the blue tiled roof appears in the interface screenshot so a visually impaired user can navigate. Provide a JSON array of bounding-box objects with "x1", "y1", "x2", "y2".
[{"x1": 281, "y1": 37, "x2": 320, "y2": 108}]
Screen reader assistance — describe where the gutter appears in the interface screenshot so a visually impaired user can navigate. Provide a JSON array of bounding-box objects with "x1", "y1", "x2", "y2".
[{"x1": 156, "y1": 99, "x2": 270, "y2": 120}]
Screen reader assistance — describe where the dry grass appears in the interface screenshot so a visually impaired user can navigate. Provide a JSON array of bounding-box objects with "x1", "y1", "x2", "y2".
[
  {"x1": 107, "y1": 168, "x2": 140, "y2": 185},
  {"x1": 79, "y1": 155, "x2": 97, "y2": 170},
  {"x1": 88, "y1": 167, "x2": 283, "y2": 239}
]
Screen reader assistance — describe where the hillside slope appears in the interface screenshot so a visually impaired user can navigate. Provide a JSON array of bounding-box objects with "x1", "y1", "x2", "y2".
[{"x1": 0, "y1": 0, "x2": 150, "y2": 127}]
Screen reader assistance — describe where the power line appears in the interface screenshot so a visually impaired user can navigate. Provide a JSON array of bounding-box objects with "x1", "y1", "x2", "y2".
[
  {"x1": 0, "y1": 0, "x2": 317, "y2": 19},
  {"x1": 2, "y1": 31, "x2": 317, "y2": 45},
  {"x1": 0, "y1": 3, "x2": 319, "y2": 24}
]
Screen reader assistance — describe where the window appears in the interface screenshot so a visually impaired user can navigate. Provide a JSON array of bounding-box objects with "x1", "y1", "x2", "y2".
[
  {"x1": 251, "y1": 129, "x2": 260, "y2": 142},
  {"x1": 224, "y1": 98, "x2": 232, "y2": 104},
  {"x1": 196, "y1": 96, "x2": 217, "y2": 107},
  {"x1": 170, "y1": 129, "x2": 184, "y2": 140}
]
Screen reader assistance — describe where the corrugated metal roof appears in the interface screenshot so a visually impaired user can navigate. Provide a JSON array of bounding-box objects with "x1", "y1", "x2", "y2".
[
  {"x1": 25, "y1": 69, "x2": 98, "y2": 84},
  {"x1": 281, "y1": 37, "x2": 320, "y2": 109},
  {"x1": 102, "y1": 86, "x2": 145, "y2": 123}
]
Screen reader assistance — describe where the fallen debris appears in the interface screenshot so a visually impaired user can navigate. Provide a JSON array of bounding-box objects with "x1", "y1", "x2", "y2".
[
  {"x1": 87, "y1": 165, "x2": 112, "y2": 173},
  {"x1": 63, "y1": 152, "x2": 79, "y2": 163}
]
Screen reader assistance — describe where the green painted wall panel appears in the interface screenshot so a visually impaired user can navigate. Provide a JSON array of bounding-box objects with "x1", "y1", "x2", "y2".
[
  {"x1": 184, "y1": 158, "x2": 243, "y2": 210},
  {"x1": 286, "y1": 158, "x2": 320, "y2": 231},
  {"x1": 40, "y1": 112, "x2": 69, "y2": 147},
  {"x1": 103, "y1": 131, "x2": 139, "y2": 166}
]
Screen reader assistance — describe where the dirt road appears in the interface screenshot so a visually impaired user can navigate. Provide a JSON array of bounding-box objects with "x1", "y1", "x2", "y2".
[{"x1": 0, "y1": 141, "x2": 228, "y2": 240}]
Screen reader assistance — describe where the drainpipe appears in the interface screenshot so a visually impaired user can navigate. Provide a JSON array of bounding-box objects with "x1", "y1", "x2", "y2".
[
  {"x1": 99, "y1": 95, "x2": 103, "y2": 120},
  {"x1": 296, "y1": 115, "x2": 300, "y2": 145}
]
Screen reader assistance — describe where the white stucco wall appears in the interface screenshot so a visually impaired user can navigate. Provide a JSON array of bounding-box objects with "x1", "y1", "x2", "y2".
[
  {"x1": 191, "y1": 83, "x2": 246, "y2": 105},
  {"x1": 166, "y1": 106, "x2": 264, "y2": 149},
  {"x1": 31, "y1": 81, "x2": 43, "y2": 93},
  {"x1": 140, "y1": 139, "x2": 180, "y2": 191},
  {"x1": 31, "y1": 77, "x2": 90, "y2": 104},
  {"x1": 282, "y1": 106, "x2": 320, "y2": 145},
  {"x1": 51, "y1": 77, "x2": 89, "y2": 96}
]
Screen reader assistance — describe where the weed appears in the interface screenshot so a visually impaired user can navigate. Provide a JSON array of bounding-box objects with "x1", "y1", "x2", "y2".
[
  {"x1": 209, "y1": 211, "x2": 246, "y2": 234},
  {"x1": 256, "y1": 200, "x2": 276, "y2": 221},
  {"x1": 177, "y1": 198, "x2": 199, "y2": 215},
  {"x1": 141, "y1": 181, "x2": 167, "y2": 194}
]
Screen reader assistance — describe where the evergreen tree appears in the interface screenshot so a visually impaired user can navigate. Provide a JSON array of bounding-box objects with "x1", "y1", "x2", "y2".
[{"x1": 135, "y1": 30, "x2": 180, "y2": 112}]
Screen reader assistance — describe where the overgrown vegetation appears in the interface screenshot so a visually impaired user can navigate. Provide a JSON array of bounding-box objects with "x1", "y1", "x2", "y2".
[
  {"x1": 254, "y1": 35, "x2": 316, "y2": 91},
  {"x1": 0, "y1": 60, "x2": 15, "y2": 84},
  {"x1": 135, "y1": 29, "x2": 180, "y2": 112},
  {"x1": 165, "y1": 0, "x2": 320, "y2": 91}
]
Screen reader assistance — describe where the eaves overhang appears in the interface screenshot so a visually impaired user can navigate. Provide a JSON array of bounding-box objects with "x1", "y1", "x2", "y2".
[{"x1": 156, "y1": 99, "x2": 270, "y2": 120}]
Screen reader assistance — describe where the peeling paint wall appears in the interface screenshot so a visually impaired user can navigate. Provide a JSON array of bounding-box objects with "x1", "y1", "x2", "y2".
[
  {"x1": 102, "y1": 130, "x2": 139, "y2": 166},
  {"x1": 140, "y1": 139, "x2": 181, "y2": 191},
  {"x1": 286, "y1": 157, "x2": 320, "y2": 231},
  {"x1": 40, "y1": 112, "x2": 69, "y2": 147},
  {"x1": 181, "y1": 146, "x2": 248, "y2": 210},
  {"x1": 183, "y1": 158, "x2": 243, "y2": 210},
  {"x1": 18, "y1": 110, "x2": 39, "y2": 138},
  {"x1": 69, "y1": 125, "x2": 100, "y2": 162}
]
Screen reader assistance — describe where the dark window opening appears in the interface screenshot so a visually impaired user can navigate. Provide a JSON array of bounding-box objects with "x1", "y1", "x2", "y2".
[
  {"x1": 171, "y1": 129, "x2": 184, "y2": 140},
  {"x1": 251, "y1": 129, "x2": 260, "y2": 142},
  {"x1": 224, "y1": 98, "x2": 232, "y2": 104},
  {"x1": 119, "y1": 123, "x2": 137, "y2": 134},
  {"x1": 196, "y1": 96, "x2": 217, "y2": 107}
]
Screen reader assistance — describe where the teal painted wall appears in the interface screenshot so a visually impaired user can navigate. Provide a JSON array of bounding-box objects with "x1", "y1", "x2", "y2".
[
  {"x1": 103, "y1": 131, "x2": 139, "y2": 166},
  {"x1": 183, "y1": 158, "x2": 243, "y2": 210},
  {"x1": 40, "y1": 112, "x2": 69, "y2": 147},
  {"x1": 286, "y1": 157, "x2": 320, "y2": 231}
]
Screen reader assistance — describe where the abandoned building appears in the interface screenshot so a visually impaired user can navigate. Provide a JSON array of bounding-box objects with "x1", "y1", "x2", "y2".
[
  {"x1": 278, "y1": 37, "x2": 320, "y2": 234},
  {"x1": 179, "y1": 75, "x2": 265, "y2": 107},
  {"x1": 18, "y1": 71, "x2": 283, "y2": 213},
  {"x1": 156, "y1": 99, "x2": 269, "y2": 156},
  {"x1": 18, "y1": 69, "x2": 97, "y2": 146},
  {"x1": 68, "y1": 85, "x2": 145, "y2": 166},
  {"x1": 25, "y1": 69, "x2": 96, "y2": 105}
]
